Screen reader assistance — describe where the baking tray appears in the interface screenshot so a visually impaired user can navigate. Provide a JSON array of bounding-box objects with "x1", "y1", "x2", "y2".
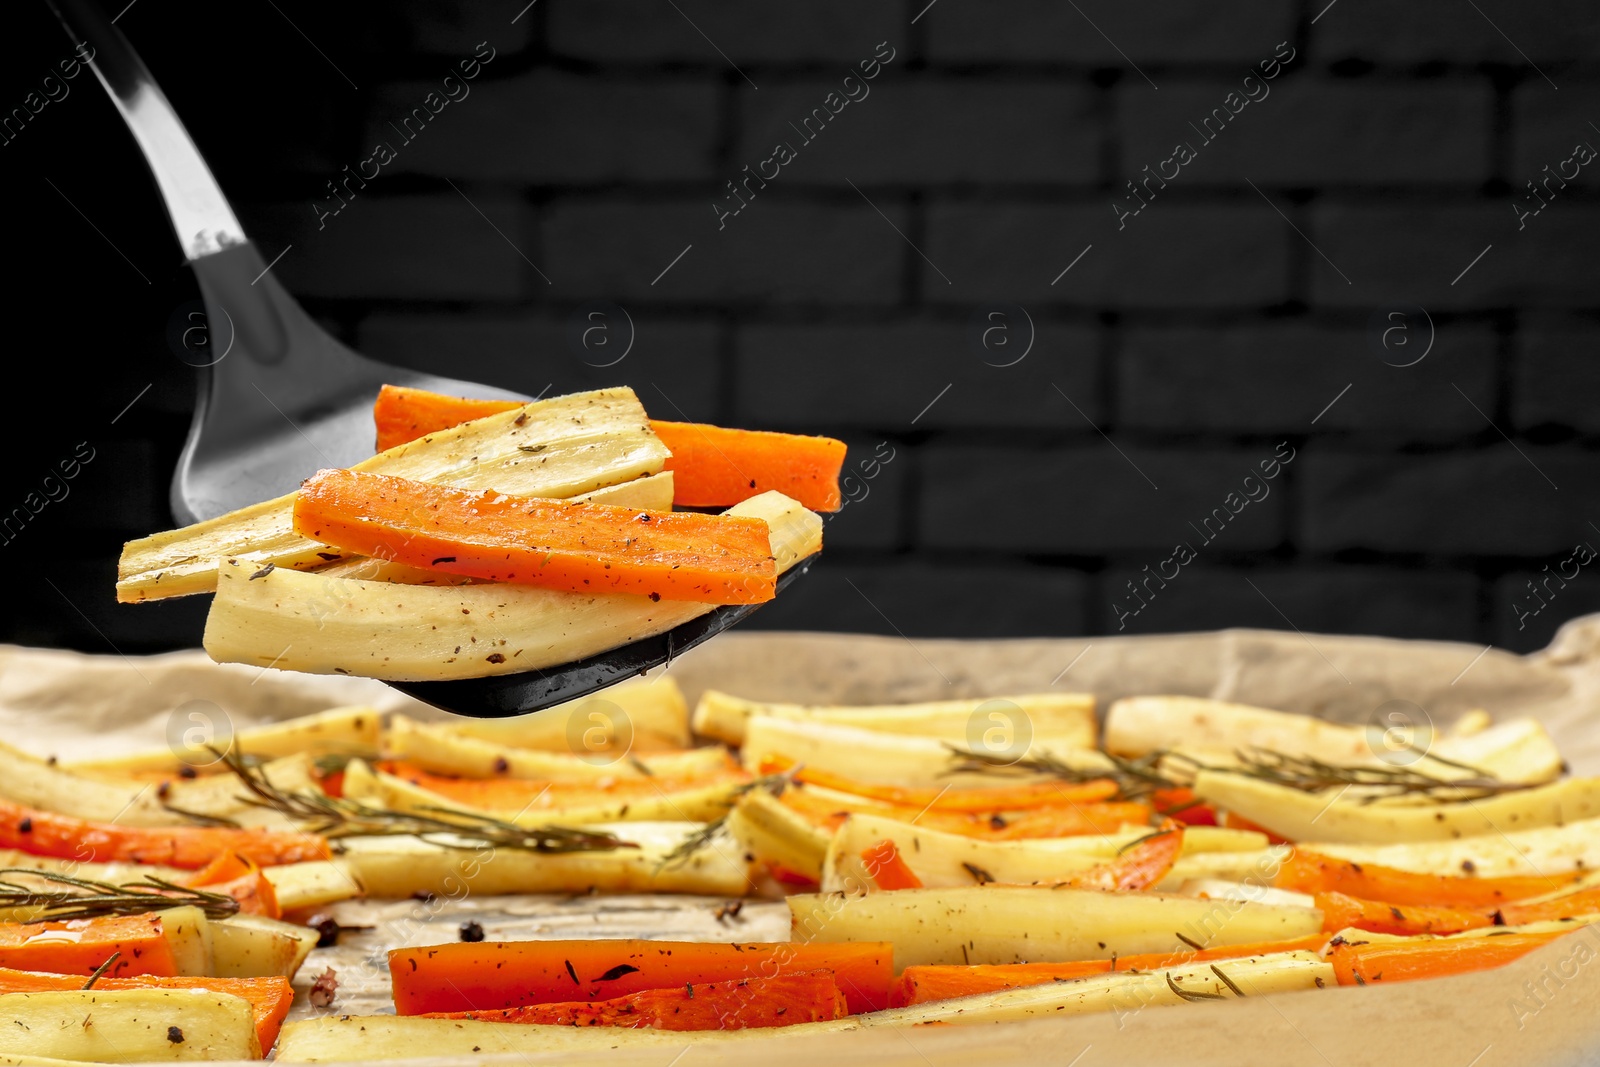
[{"x1": 4, "y1": 621, "x2": 1600, "y2": 1066}]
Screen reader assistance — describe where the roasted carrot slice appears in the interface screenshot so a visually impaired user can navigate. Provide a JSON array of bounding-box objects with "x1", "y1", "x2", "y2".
[
  {"x1": 183, "y1": 852, "x2": 282, "y2": 918},
  {"x1": 208, "y1": 870, "x2": 281, "y2": 919},
  {"x1": 756, "y1": 757, "x2": 1119, "y2": 810},
  {"x1": 767, "y1": 863, "x2": 822, "y2": 889},
  {"x1": 861, "y1": 840, "x2": 923, "y2": 891},
  {"x1": 376, "y1": 760, "x2": 748, "y2": 811},
  {"x1": 0, "y1": 967, "x2": 293, "y2": 1050},
  {"x1": 0, "y1": 913, "x2": 178, "y2": 977},
  {"x1": 1276, "y1": 850, "x2": 1584, "y2": 908},
  {"x1": 1314, "y1": 891, "x2": 1492, "y2": 936},
  {"x1": 1499, "y1": 886, "x2": 1600, "y2": 926},
  {"x1": 373, "y1": 386, "x2": 520, "y2": 453},
  {"x1": 1220, "y1": 810, "x2": 1291, "y2": 844},
  {"x1": 371, "y1": 385, "x2": 847, "y2": 511},
  {"x1": 423, "y1": 971, "x2": 847, "y2": 1030},
  {"x1": 184, "y1": 852, "x2": 254, "y2": 887},
  {"x1": 0, "y1": 797, "x2": 329, "y2": 870},
  {"x1": 650, "y1": 420, "x2": 846, "y2": 512},
  {"x1": 976, "y1": 803, "x2": 1154, "y2": 839},
  {"x1": 778, "y1": 786, "x2": 1150, "y2": 840},
  {"x1": 1326, "y1": 929, "x2": 1569, "y2": 986},
  {"x1": 389, "y1": 939, "x2": 895, "y2": 1015},
  {"x1": 1151, "y1": 788, "x2": 1218, "y2": 826},
  {"x1": 1050, "y1": 822, "x2": 1182, "y2": 892},
  {"x1": 890, "y1": 934, "x2": 1331, "y2": 1006},
  {"x1": 293, "y1": 468, "x2": 778, "y2": 604}
]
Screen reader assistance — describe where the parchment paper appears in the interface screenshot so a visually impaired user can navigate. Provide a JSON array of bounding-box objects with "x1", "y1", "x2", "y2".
[{"x1": 3, "y1": 619, "x2": 1600, "y2": 1066}]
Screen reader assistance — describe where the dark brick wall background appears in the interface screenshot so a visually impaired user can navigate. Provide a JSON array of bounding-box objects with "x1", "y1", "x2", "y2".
[{"x1": 3, "y1": 0, "x2": 1599, "y2": 657}]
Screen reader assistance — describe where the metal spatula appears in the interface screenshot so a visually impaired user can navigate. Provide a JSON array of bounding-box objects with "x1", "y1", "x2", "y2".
[{"x1": 51, "y1": 0, "x2": 810, "y2": 718}]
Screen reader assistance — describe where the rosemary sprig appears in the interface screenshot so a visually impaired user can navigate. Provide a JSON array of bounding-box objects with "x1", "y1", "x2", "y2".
[
  {"x1": 214, "y1": 749, "x2": 633, "y2": 854},
  {"x1": 657, "y1": 771, "x2": 795, "y2": 871},
  {"x1": 944, "y1": 745, "x2": 1182, "y2": 801},
  {"x1": 0, "y1": 869, "x2": 241, "y2": 922},
  {"x1": 950, "y1": 737, "x2": 1532, "y2": 806},
  {"x1": 1173, "y1": 748, "x2": 1535, "y2": 804},
  {"x1": 1166, "y1": 973, "x2": 1229, "y2": 1001},
  {"x1": 313, "y1": 753, "x2": 354, "y2": 777},
  {"x1": 1115, "y1": 826, "x2": 1179, "y2": 855},
  {"x1": 159, "y1": 803, "x2": 243, "y2": 829},
  {"x1": 83, "y1": 952, "x2": 121, "y2": 988},
  {"x1": 1209, "y1": 964, "x2": 1247, "y2": 998}
]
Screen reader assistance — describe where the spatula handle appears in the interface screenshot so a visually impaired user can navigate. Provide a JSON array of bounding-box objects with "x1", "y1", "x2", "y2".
[{"x1": 45, "y1": 0, "x2": 247, "y2": 260}]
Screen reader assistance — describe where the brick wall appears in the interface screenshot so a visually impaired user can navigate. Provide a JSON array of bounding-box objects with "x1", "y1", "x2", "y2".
[{"x1": 4, "y1": 0, "x2": 1598, "y2": 656}]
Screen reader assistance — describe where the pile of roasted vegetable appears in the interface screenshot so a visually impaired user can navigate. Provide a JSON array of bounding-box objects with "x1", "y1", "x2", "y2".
[
  {"x1": 116, "y1": 385, "x2": 840, "y2": 681},
  {"x1": 0, "y1": 677, "x2": 1595, "y2": 1060}
]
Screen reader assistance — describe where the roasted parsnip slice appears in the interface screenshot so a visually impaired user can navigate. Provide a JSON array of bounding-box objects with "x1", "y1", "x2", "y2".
[
  {"x1": 65, "y1": 706, "x2": 381, "y2": 778},
  {"x1": 1304, "y1": 816, "x2": 1600, "y2": 877},
  {"x1": 725, "y1": 787, "x2": 833, "y2": 883},
  {"x1": 694, "y1": 690, "x2": 1096, "y2": 749},
  {"x1": 788, "y1": 885, "x2": 1323, "y2": 970},
  {"x1": 0, "y1": 989, "x2": 260, "y2": 1062},
  {"x1": 740, "y1": 717, "x2": 1107, "y2": 789},
  {"x1": 381, "y1": 716, "x2": 730, "y2": 781},
  {"x1": 259, "y1": 860, "x2": 365, "y2": 913},
  {"x1": 821, "y1": 813, "x2": 1268, "y2": 893},
  {"x1": 1107, "y1": 696, "x2": 1561, "y2": 784},
  {"x1": 341, "y1": 758, "x2": 742, "y2": 826},
  {"x1": 866, "y1": 950, "x2": 1332, "y2": 1024},
  {"x1": 1193, "y1": 769, "x2": 1600, "y2": 844},
  {"x1": 273, "y1": 1013, "x2": 788, "y2": 1061},
  {"x1": 154, "y1": 907, "x2": 213, "y2": 978},
  {"x1": 210, "y1": 916, "x2": 319, "y2": 980},
  {"x1": 0, "y1": 744, "x2": 312, "y2": 829},
  {"x1": 335, "y1": 822, "x2": 755, "y2": 898}
]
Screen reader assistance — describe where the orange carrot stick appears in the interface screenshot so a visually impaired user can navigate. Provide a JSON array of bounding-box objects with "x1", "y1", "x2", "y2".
[
  {"x1": 388, "y1": 939, "x2": 895, "y2": 1015},
  {"x1": 0, "y1": 797, "x2": 329, "y2": 870},
  {"x1": 0, "y1": 914, "x2": 178, "y2": 977},
  {"x1": 1151, "y1": 788, "x2": 1218, "y2": 826},
  {"x1": 778, "y1": 787, "x2": 1150, "y2": 840},
  {"x1": 371, "y1": 385, "x2": 847, "y2": 511},
  {"x1": 1276, "y1": 850, "x2": 1584, "y2": 908},
  {"x1": 756, "y1": 757, "x2": 1120, "y2": 810},
  {"x1": 183, "y1": 852, "x2": 253, "y2": 887},
  {"x1": 1220, "y1": 811, "x2": 1292, "y2": 845},
  {"x1": 977, "y1": 804, "x2": 1154, "y2": 840},
  {"x1": 767, "y1": 864, "x2": 821, "y2": 889},
  {"x1": 1313, "y1": 891, "x2": 1492, "y2": 936},
  {"x1": 373, "y1": 386, "x2": 519, "y2": 453},
  {"x1": 1499, "y1": 886, "x2": 1600, "y2": 926},
  {"x1": 183, "y1": 852, "x2": 282, "y2": 918},
  {"x1": 423, "y1": 971, "x2": 848, "y2": 1030},
  {"x1": 861, "y1": 840, "x2": 924, "y2": 890},
  {"x1": 293, "y1": 468, "x2": 778, "y2": 605},
  {"x1": 207, "y1": 870, "x2": 281, "y2": 919},
  {"x1": 376, "y1": 761, "x2": 748, "y2": 810},
  {"x1": 890, "y1": 934, "x2": 1331, "y2": 1006},
  {"x1": 0, "y1": 967, "x2": 293, "y2": 1050},
  {"x1": 1326, "y1": 929, "x2": 1569, "y2": 986},
  {"x1": 1050, "y1": 822, "x2": 1182, "y2": 892},
  {"x1": 649, "y1": 420, "x2": 846, "y2": 512}
]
